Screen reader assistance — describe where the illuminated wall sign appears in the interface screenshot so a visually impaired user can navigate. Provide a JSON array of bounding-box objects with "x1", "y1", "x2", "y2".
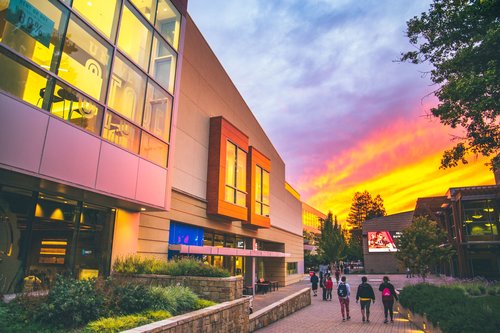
[
  {"x1": 6, "y1": 0, "x2": 55, "y2": 47},
  {"x1": 367, "y1": 231, "x2": 398, "y2": 252}
]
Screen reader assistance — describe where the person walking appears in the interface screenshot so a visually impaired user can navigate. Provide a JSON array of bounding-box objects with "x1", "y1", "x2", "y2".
[
  {"x1": 355, "y1": 276, "x2": 375, "y2": 323},
  {"x1": 325, "y1": 275, "x2": 333, "y2": 301},
  {"x1": 378, "y1": 276, "x2": 398, "y2": 323},
  {"x1": 320, "y1": 271, "x2": 327, "y2": 300},
  {"x1": 334, "y1": 268, "x2": 340, "y2": 284},
  {"x1": 337, "y1": 276, "x2": 351, "y2": 321},
  {"x1": 310, "y1": 271, "x2": 319, "y2": 296}
]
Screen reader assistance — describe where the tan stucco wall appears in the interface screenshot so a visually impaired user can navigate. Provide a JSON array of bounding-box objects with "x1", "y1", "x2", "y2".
[
  {"x1": 111, "y1": 209, "x2": 140, "y2": 264},
  {"x1": 138, "y1": 190, "x2": 303, "y2": 285}
]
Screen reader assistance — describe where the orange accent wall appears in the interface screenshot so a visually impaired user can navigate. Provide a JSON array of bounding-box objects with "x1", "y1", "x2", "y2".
[
  {"x1": 111, "y1": 209, "x2": 140, "y2": 266},
  {"x1": 207, "y1": 116, "x2": 248, "y2": 221},
  {"x1": 246, "y1": 146, "x2": 271, "y2": 228}
]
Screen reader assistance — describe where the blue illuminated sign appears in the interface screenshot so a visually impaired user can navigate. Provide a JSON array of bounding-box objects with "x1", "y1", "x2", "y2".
[{"x1": 6, "y1": 0, "x2": 54, "y2": 47}]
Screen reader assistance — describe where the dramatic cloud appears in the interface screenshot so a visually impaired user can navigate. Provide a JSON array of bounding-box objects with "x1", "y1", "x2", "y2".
[{"x1": 188, "y1": 0, "x2": 495, "y2": 222}]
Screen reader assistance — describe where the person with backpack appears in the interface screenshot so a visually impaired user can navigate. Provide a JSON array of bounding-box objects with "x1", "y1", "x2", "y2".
[
  {"x1": 337, "y1": 276, "x2": 351, "y2": 321},
  {"x1": 355, "y1": 276, "x2": 375, "y2": 323},
  {"x1": 310, "y1": 271, "x2": 319, "y2": 296},
  {"x1": 378, "y1": 276, "x2": 398, "y2": 323}
]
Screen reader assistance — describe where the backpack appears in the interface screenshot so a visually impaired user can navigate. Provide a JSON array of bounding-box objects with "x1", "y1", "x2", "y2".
[
  {"x1": 337, "y1": 283, "x2": 348, "y2": 298},
  {"x1": 382, "y1": 287, "x2": 392, "y2": 300}
]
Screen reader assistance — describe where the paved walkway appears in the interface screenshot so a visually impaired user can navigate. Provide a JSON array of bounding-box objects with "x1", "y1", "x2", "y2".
[{"x1": 254, "y1": 274, "x2": 447, "y2": 333}]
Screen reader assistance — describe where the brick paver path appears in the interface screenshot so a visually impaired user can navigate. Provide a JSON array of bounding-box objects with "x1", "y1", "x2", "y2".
[{"x1": 256, "y1": 274, "x2": 430, "y2": 333}]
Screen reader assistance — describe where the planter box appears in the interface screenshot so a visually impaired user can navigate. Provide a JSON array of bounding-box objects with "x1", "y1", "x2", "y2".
[
  {"x1": 121, "y1": 297, "x2": 251, "y2": 333},
  {"x1": 397, "y1": 303, "x2": 442, "y2": 333},
  {"x1": 113, "y1": 274, "x2": 243, "y2": 303}
]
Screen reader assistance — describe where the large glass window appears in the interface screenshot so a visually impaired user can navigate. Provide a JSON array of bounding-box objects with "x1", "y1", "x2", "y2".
[
  {"x1": 255, "y1": 166, "x2": 270, "y2": 217},
  {"x1": 59, "y1": 15, "x2": 112, "y2": 102},
  {"x1": 150, "y1": 33, "x2": 176, "y2": 93},
  {"x1": 0, "y1": 50, "x2": 48, "y2": 108},
  {"x1": 102, "y1": 111, "x2": 140, "y2": 153},
  {"x1": 49, "y1": 81, "x2": 103, "y2": 134},
  {"x1": 155, "y1": 0, "x2": 180, "y2": 50},
  {"x1": 0, "y1": 0, "x2": 67, "y2": 72},
  {"x1": 140, "y1": 131, "x2": 168, "y2": 167},
  {"x1": 130, "y1": 0, "x2": 156, "y2": 23},
  {"x1": 225, "y1": 141, "x2": 247, "y2": 207},
  {"x1": 463, "y1": 199, "x2": 498, "y2": 236},
  {"x1": 143, "y1": 80, "x2": 172, "y2": 141},
  {"x1": 72, "y1": 0, "x2": 120, "y2": 40},
  {"x1": 117, "y1": 4, "x2": 152, "y2": 71},
  {"x1": 108, "y1": 54, "x2": 147, "y2": 125}
]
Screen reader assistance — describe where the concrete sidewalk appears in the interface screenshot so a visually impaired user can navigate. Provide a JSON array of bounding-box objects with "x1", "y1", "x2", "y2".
[{"x1": 254, "y1": 274, "x2": 436, "y2": 332}]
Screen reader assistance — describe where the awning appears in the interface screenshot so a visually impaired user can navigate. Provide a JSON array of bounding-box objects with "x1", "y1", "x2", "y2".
[{"x1": 168, "y1": 244, "x2": 291, "y2": 257}]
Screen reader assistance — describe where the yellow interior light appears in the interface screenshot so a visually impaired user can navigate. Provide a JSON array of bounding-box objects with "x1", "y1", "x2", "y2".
[{"x1": 41, "y1": 240, "x2": 68, "y2": 246}]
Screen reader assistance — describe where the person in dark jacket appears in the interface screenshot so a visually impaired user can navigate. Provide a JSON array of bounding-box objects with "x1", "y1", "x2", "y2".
[
  {"x1": 378, "y1": 276, "x2": 398, "y2": 323},
  {"x1": 310, "y1": 272, "x2": 319, "y2": 296},
  {"x1": 355, "y1": 276, "x2": 375, "y2": 323}
]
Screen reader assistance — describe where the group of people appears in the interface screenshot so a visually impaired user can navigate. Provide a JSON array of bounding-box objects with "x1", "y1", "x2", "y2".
[{"x1": 310, "y1": 273, "x2": 398, "y2": 323}]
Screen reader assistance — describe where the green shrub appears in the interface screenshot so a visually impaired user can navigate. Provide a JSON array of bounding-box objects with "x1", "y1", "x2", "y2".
[
  {"x1": 85, "y1": 314, "x2": 151, "y2": 333},
  {"x1": 487, "y1": 286, "x2": 497, "y2": 296},
  {"x1": 478, "y1": 285, "x2": 486, "y2": 295},
  {"x1": 195, "y1": 299, "x2": 217, "y2": 310},
  {"x1": 469, "y1": 286, "x2": 482, "y2": 296},
  {"x1": 149, "y1": 285, "x2": 199, "y2": 315},
  {"x1": 110, "y1": 282, "x2": 155, "y2": 314},
  {"x1": 85, "y1": 310, "x2": 171, "y2": 333},
  {"x1": 113, "y1": 255, "x2": 231, "y2": 277},
  {"x1": 400, "y1": 283, "x2": 500, "y2": 333},
  {"x1": 39, "y1": 275, "x2": 103, "y2": 328}
]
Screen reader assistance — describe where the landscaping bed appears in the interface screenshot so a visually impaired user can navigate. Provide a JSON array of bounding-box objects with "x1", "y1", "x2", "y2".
[{"x1": 399, "y1": 283, "x2": 500, "y2": 333}]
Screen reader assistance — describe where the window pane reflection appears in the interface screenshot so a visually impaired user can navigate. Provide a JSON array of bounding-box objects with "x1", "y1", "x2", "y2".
[
  {"x1": 72, "y1": 0, "x2": 120, "y2": 40},
  {"x1": 108, "y1": 54, "x2": 146, "y2": 125},
  {"x1": 150, "y1": 33, "x2": 176, "y2": 93},
  {"x1": 49, "y1": 82, "x2": 103, "y2": 134},
  {"x1": 102, "y1": 111, "x2": 140, "y2": 153},
  {"x1": 117, "y1": 5, "x2": 152, "y2": 71},
  {"x1": 59, "y1": 16, "x2": 112, "y2": 102},
  {"x1": 0, "y1": 0, "x2": 66, "y2": 72},
  {"x1": 0, "y1": 51, "x2": 48, "y2": 108},
  {"x1": 143, "y1": 81, "x2": 172, "y2": 141},
  {"x1": 225, "y1": 142, "x2": 236, "y2": 188},
  {"x1": 155, "y1": 0, "x2": 180, "y2": 50},
  {"x1": 130, "y1": 0, "x2": 156, "y2": 23},
  {"x1": 140, "y1": 131, "x2": 168, "y2": 167},
  {"x1": 236, "y1": 148, "x2": 246, "y2": 192}
]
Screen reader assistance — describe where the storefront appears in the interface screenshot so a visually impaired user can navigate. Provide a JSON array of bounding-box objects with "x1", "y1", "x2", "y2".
[{"x1": 0, "y1": 185, "x2": 115, "y2": 293}]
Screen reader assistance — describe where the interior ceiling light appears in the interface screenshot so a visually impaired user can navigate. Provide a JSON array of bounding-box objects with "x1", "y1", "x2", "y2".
[
  {"x1": 472, "y1": 214, "x2": 483, "y2": 219},
  {"x1": 465, "y1": 219, "x2": 473, "y2": 223},
  {"x1": 483, "y1": 208, "x2": 494, "y2": 212}
]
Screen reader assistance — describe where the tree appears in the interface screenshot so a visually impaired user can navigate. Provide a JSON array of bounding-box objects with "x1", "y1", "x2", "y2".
[
  {"x1": 346, "y1": 191, "x2": 386, "y2": 228},
  {"x1": 400, "y1": 0, "x2": 500, "y2": 169},
  {"x1": 317, "y1": 212, "x2": 346, "y2": 265},
  {"x1": 395, "y1": 216, "x2": 454, "y2": 281}
]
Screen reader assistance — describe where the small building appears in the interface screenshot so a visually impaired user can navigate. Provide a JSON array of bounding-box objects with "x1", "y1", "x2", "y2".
[{"x1": 362, "y1": 211, "x2": 414, "y2": 273}]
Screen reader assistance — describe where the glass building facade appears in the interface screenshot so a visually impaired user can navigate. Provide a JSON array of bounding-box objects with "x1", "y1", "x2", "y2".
[
  {"x1": 0, "y1": 0, "x2": 180, "y2": 167},
  {"x1": 0, "y1": 0, "x2": 182, "y2": 293}
]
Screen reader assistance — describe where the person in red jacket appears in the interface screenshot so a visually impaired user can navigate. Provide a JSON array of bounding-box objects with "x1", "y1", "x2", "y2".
[{"x1": 325, "y1": 275, "x2": 333, "y2": 301}]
